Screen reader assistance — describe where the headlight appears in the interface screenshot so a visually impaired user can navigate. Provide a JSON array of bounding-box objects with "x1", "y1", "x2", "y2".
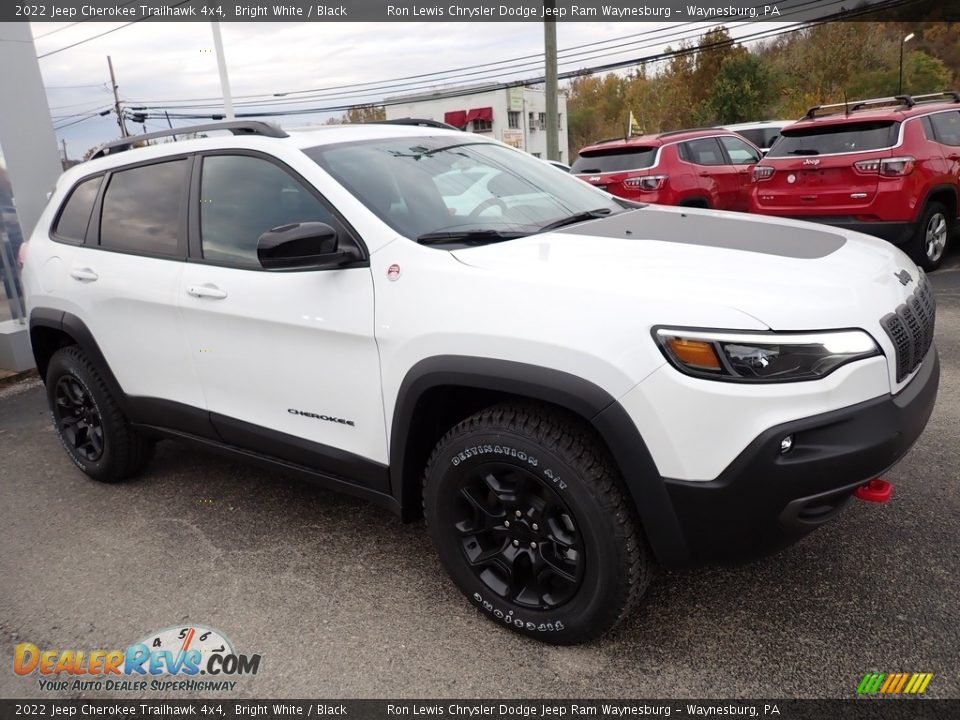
[{"x1": 653, "y1": 327, "x2": 880, "y2": 383}]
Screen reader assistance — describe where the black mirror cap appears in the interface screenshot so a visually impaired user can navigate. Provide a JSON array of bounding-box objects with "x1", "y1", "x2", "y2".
[{"x1": 257, "y1": 222, "x2": 346, "y2": 270}]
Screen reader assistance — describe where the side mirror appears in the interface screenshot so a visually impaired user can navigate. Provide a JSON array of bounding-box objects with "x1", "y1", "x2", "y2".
[{"x1": 256, "y1": 222, "x2": 354, "y2": 270}]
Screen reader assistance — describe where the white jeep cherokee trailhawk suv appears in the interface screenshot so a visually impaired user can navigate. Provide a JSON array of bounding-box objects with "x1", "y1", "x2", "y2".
[{"x1": 22, "y1": 121, "x2": 939, "y2": 644}]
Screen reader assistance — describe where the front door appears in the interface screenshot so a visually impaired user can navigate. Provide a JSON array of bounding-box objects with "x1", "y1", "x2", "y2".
[{"x1": 177, "y1": 152, "x2": 387, "y2": 489}]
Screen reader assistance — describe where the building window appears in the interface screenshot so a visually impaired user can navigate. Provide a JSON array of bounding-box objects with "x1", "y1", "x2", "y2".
[
  {"x1": 532, "y1": 152, "x2": 542, "y2": 158},
  {"x1": 558, "y1": 113, "x2": 563, "y2": 130},
  {"x1": 538, "y1": 113, "x2": 547, "y2": 128},
  {"x1": 508, "y1": 111, "x2": 521, "y2": 130},
  {"x1": 472, "y1": 119, "x2": 492, "y2": 133}
]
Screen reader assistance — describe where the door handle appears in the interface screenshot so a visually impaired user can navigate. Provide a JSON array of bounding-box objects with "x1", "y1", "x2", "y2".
[
  {"x1": 187, "y1": 284, "x2": 228, "y2": 300},
  {"x1": 69, "y1": 268, "x2": 98, "y2": 282}
]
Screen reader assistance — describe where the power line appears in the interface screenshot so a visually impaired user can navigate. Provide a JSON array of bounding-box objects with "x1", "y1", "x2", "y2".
[{"x1": 36, "y1": 1, "x2": 190, "y2": 59}]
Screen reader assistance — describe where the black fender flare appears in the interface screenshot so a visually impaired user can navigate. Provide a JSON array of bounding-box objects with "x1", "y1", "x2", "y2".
[{"x1": 389, "y1": 355, "x2": 692, "y2": 567}]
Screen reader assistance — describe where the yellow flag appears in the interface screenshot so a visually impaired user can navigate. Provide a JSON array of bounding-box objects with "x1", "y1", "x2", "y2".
[{"x1": 628, "y1": 111, "x2": 643, "y2": 137}]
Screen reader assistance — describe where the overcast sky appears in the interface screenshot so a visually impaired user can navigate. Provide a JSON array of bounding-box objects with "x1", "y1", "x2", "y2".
[{"x1": 0, "y1": 20, "x2": 791, "y2": 164}]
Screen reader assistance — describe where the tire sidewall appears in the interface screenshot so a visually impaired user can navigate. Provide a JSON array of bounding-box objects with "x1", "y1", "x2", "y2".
[
  {"x1": 425, "y1": 426, "x2": 628, "y2": 643},
  {"x1": 45, "y1": 350, "x2": 120, "y2": 482},
  {"x1": 913, "y1": 202, "x2": 951, "y2": 271}
]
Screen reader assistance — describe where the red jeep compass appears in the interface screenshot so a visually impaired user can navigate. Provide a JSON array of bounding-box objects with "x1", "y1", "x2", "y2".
[
  {"x1": 751, "y1": 91, "x2": 960, "y2": 270},
  {"x1": 572, "y1": 129, "x2": 762, "y2": 211}
]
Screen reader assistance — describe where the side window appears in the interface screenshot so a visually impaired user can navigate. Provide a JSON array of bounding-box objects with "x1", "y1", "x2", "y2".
[
  {"x1": 100, "y1": 160, "x2": 186, "y2": 256},
  {"x1": 720, "y1": 136, "x2": 761, "y2": 164},
  {"x1": 200, "y1": 155, "x2": 341, "y2": 269},
  {"x1": 929, "y1": 111, "x2": 960, "y2": 146},
  {"x1": 53, "y1": 176, "x2": 102, "y2": 243},
  {"x1": 680, "y1": 138, "x2": 726, "y2": 166}
]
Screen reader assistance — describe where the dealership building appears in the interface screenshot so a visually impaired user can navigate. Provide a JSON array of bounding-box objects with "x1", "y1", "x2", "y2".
[{"x1": 385, "y1": 85, "x2": 570, "y2": 162}]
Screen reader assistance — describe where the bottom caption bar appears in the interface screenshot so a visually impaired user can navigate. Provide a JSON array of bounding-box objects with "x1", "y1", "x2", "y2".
[{"x1": 1, "y1": 700, "x2": 956, "y2": 720}]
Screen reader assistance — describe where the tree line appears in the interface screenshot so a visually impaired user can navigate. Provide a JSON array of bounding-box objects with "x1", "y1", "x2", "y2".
[{"x1": 565, "y1": 22, "x2": 958, "y2": 156}]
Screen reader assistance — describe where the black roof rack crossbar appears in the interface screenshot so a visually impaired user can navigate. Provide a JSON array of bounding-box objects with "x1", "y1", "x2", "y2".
[
  {"x1": 370, "y1": 117, "x2": 461, "y2": 131},
  {"x1": 801, "y1": 91, "x2": 959, "y2": 120},
  {"x1": 90, "y1": 121, "x2": 288, "y2": 159}
]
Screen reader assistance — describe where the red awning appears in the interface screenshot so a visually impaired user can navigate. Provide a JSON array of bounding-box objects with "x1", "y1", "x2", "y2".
[
  {"x1": 444, "y1": 110, "x2": 467, "y2": 128},
  {"x1": 465, "y1": 107, "x2": 493, "y2": 123}
]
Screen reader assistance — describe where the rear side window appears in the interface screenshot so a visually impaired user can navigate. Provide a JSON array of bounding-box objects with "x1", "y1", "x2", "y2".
[
  {"x1": 572, "y1": 147, "x2": 657, "y2": 174},
  {"x1": 768, "y1": 121, "x2": 899, "y2": 157},
  {"x1": 679, "y1": 138, "x2": 726, "y2": 166},
  {"x1": 720, "y1": 136, "x2": 761, "y2": 164},
  {"x1": 53, "y1": 176, "x2": 102, "y2": 243},
  {"x1": 100, "y1": 160, "x2": 186, "y2": 256},
  {"x1": 929, "y1": 111, "x2": 960, "y2": 146}
]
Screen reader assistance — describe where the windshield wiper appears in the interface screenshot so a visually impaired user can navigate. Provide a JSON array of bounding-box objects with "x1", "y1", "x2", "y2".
[
  {"x1": 416, "y1": 229, "x2": 528, "y2": 246},
  {"x1": 537, "y1": 208, "x2": 615, "y2": 233}
]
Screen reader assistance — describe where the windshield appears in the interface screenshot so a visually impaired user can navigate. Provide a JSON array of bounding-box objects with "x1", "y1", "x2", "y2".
[
  {"x1": 304, "y1": 137, "x2": 623, "y2": 243},
  {"x1": 767, "y1": 121, "x2": 899, "y2": 156},
  {"x1": 735, "y1": 127, "x2": 783, "y2": 149},
  {"x1": 571, "y1": 147, "x2": 658, "y2": 174}
]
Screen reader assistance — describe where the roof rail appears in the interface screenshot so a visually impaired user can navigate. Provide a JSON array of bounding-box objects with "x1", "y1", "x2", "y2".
[
  {"x1": 370, "y1": 117, "x2": 461, "y2": 131},
  {"x1": 911, "y1": 90, "x2": 960, "y2": 104},
  {"x1": 803, "y1": 91, "x2": 960, "y2": 120},
  {"x1": 89, "y1": 121, "x2": 288, "y2": 160}
]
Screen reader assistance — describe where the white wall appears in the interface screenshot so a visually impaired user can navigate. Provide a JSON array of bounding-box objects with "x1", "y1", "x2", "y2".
[
  {"x1": 0, "y1": 23, "x2": 63, "y2": 238},
  {"x1": 385, "y1": 87, "x2": 568, "y2": 162}
]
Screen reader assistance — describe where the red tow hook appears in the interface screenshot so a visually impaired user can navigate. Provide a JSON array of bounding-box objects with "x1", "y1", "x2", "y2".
[{"x1": 854, "y1": 478, "x2": 893, "y2": 504}]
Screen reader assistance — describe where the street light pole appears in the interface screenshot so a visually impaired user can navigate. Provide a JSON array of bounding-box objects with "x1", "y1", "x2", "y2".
[{"x1": 899, "y1": 32, "x2": 915, "y2": 96}]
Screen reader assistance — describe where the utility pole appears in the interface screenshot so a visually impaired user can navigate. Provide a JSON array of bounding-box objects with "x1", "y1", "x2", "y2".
[
  {"x1": 107, "y1": 55, "x2": 128, "y2": 138},
  {"x1": 210, "y1": 22, "x2": 235, "y2": 120},
  {"x1": 543, "y1": 0, "x2": 559, "y2": 161}
]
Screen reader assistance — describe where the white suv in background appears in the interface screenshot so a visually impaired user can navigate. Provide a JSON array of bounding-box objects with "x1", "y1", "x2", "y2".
[
  {"x1": 719, "y1": 119, "x2": 793, "y2": 154},
  {"x1": 22, "y1": 120, "x2": 938, "y2": 644}
]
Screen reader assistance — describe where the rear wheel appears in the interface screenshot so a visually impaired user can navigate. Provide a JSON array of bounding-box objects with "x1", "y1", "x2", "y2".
[
  {"x1": 909, "y1": 202, "x2": 952, "y2": 271},
  {"x1": 45, "y1": 346, "x2": 155, "y2": 483},
  {"x1": 423, "y1": 403, "x2": 651, "y2": 644}
]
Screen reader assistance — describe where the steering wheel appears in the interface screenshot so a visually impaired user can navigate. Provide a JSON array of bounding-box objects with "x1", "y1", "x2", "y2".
[{"x1": 469, "y1": 197, "x2": 507, "y2": 219}]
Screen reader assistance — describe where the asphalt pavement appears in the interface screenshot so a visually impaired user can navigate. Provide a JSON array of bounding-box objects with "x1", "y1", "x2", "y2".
[{"x1": 1, "y1": 256, "x2": 959, "y2": 700}]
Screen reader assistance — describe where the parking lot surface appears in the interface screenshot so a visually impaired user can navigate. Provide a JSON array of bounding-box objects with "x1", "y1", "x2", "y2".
[{"x1": 2, "y1": 257, "x2": 959, "y2": 700}]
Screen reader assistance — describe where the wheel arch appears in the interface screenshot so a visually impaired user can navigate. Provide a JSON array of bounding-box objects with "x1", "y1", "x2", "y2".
[
  {"x1": 389, "y1": 356, "x2": 692, "y2": 567},
  {"x1": 29, "y1": 309, "x2": 130, "y2": 414},
  {"x1": 922, "y1": 184, "x2": 958, "y2": 221}
]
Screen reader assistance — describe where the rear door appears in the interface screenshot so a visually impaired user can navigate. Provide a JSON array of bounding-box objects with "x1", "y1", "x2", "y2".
[
  {"x1": 755, "y1": 121, "x2": 898, "y2": 213},
  {"x1": 66, "y1": 157, "x2": 205, "y2": 411},
  {"x1": 678, "y1": 137, "x2": 739, "y2": 209},
  {"x1": 928, "y1": 111, "x2": 960, "y2": 199},
  {"x1": 718, "y1": 135, "x2": 761, "y2": 212}
]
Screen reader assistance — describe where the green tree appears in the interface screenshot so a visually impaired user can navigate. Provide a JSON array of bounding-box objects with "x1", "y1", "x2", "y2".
[{"x1": 708, "y1": 52, "x2": 776, "y2": 123}]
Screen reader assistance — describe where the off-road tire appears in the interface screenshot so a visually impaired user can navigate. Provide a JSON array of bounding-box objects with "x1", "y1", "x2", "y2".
[
  {"x1": 423, "y1": 403, "x2": 651, "y2": 644},
  {"x1": 45, "y1": 346, "x2": 155, "y2": 483}
]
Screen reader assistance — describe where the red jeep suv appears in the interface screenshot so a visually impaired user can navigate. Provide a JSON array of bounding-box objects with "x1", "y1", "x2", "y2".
[
  {"x1": 751, "y1": 92, "x2": 960, "y2": 270},
  {"x1": 572, "y1": 129, "x2": 762, "y2": 211}
]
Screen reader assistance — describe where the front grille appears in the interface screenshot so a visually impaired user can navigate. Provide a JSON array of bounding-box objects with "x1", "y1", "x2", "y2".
[{"x1": 880, "y1": 272, "x2": 936, "y2": 382}]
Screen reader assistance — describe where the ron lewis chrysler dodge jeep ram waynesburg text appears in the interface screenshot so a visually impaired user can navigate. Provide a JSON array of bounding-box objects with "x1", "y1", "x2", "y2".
[{"x1": 21, "y1": 121, "x2": 939, "y2": 644}]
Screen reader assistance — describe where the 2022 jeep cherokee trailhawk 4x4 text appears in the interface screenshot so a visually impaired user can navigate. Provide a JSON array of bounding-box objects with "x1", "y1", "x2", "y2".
[{"x1": 22, "y1": 121, "x2": 939, "y2": 644}]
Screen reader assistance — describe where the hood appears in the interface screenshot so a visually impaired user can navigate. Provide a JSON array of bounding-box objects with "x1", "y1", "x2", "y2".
[{"x1": 451, "y1": 205, "x2": 919, "y2": 334}]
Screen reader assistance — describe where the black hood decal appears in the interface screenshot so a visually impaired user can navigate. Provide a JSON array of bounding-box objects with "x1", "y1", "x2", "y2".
[{"x1": 558, "y1": 208, "x2": 846, "y2": 259}]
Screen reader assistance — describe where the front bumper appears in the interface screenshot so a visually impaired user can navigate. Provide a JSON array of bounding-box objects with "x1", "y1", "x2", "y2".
[{"x1": 661, "y1": 347, "x2": 939, "y2": 564}]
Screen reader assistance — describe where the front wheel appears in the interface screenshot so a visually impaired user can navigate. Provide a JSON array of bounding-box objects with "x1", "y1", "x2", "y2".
[
  {"x1": 45, "y1": 346, "x2": 155, "y2": 483},
  {"x1": 909, "y1": 202, "x2": 952, "y2": 271},
  {"x1": 423, "y1": 404, "x2": 651, "y2": 644}
]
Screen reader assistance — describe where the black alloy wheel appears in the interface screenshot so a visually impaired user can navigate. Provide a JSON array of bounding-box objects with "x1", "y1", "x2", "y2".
[
  {"x1": 454, "y1": 461, "x2": 585, "y2": 610},
  {"x1": 53, "y1": 375, "x2": 105, "y2": 462}
]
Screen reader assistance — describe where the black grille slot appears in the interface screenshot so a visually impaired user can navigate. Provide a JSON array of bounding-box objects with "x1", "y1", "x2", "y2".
[{"x1": 880, "y1": 273, "x2": 936, "y2": 383}]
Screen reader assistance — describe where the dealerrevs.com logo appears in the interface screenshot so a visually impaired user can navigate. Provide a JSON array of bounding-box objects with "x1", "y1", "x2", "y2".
[{"x1": 14, "y1": 625, "x2": 262, "y2": 693}]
